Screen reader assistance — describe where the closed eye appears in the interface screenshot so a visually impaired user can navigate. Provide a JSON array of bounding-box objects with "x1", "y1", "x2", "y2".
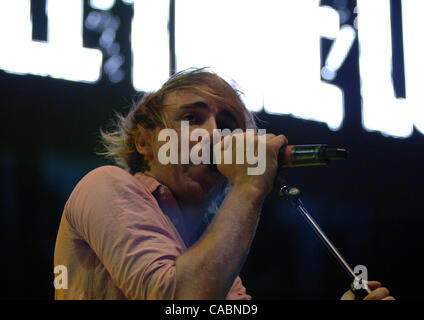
[
  {"x1": 217, "y1": 113, "x2": 238, "y2": 131},
  {"x1": 182, "y1": 113, "x2": 195, "y2": 121},
  {"x1": 181, "y1": 112, "x2": 204, "y2": 125}
]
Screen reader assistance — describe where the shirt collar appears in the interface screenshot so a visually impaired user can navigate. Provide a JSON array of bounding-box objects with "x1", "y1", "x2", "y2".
[
  {"x1": 134, "y1": 171, "x2": 162, "y2": 194},
  {"x1": 133, "y1": 171, "x2": 190, "y2": 248}
]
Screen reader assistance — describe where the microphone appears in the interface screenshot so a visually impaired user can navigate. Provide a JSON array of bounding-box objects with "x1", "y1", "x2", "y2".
[
  {"x1": 278, "y1": 144, "x2": 348, "y2": 168},
  {"x1": 209, "y1": 144, "x2": 347, "y2": 170}
]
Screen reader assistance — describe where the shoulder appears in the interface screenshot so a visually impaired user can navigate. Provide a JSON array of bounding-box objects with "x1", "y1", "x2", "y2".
[
  {"x1": 82, "y1": 165, "x2": 133, "y2": 183},
  {"x1": 64, "y1": 166, "x2": 159, "y2": 235},
  {"x1": 76, "y1": 165, "x2": 146, "y2": 193},
  {"x1": 66, "y1": 165, "x2": 153, "y2": 213}
]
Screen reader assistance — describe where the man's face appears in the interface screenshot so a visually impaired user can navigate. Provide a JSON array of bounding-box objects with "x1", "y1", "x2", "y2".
[{"x1": 146, "y1": 89, "x2": 240, "y2": 208}]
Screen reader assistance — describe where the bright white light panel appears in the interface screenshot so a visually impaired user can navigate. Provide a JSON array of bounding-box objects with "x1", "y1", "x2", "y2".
[
  {"x1": 0, "y1": 0, "x2": 422, "y2": 137},
  {"x1": 0, "y1": 0, "x2": 102, "y2": 83}
]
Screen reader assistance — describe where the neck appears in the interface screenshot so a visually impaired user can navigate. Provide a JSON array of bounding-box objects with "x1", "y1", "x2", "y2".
[
  {"x1": 143, "y1": 168, "x2": 222, "y2": 246},
  {"x1": 179, "y1": 201, "x2": 210, "y2": 246}
]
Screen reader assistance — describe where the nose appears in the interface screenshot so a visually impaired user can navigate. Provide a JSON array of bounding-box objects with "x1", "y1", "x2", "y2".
[
  {"x1": 203, "y1": 116, "x2": 218, "y2": 136},
  {"x1": 203, "y1": 116, "x2": 219, "y2": 167}
]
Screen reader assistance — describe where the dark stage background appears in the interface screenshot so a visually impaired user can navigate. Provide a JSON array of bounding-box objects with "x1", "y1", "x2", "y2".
[{"x1": 1, "y1": 0, "x2": 423, "y2": 299}]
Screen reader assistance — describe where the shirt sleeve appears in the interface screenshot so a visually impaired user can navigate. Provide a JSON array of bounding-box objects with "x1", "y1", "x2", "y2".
[{"x1": 65, "y1": 166, "x2": 184, "y2": 300}]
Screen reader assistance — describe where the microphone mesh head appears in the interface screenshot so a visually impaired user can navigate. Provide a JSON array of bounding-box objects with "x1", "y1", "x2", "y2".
[{"x1": 325, "y1": 148, "x2": 348, "y2": 160}]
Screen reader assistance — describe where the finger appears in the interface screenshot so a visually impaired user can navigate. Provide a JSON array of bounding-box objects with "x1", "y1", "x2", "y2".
[
  {"x1": 267, "y1": 134, "x2": 288, "y2": 151},
  {"x1": 279, "y1": 134, "x2": 288, "y2": 145},
  {"x1": 364, "y1": 287, "x2": 390, "y2": 300},
  {"x1": 340, "y1": 290, "x2": 355, "y2": 300},
  {"x1": 267, "y1": 134, "x2": 287, "y2": 144},
  {"x1": 276, "y1": 134, "x2": 288, "y2": 147},
  {"x1": 365, "y1": 281, "x2": 382, "y2": 290},
  {"x1": 382, "y1": 296, "x2": 395, "y2": 300}
]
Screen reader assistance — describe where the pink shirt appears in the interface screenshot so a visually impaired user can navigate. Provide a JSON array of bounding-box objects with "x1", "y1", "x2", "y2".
[{"x1": 54, "y1": 165, "x2": 251, "y2": 300}]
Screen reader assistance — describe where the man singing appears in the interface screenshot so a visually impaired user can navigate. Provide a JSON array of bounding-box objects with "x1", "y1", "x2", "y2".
[{"x1": 54, "y1": 68, "x2": 394, "y2": 300}]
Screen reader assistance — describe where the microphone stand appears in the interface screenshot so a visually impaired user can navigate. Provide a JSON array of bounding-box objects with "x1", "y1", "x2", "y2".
[{"x1": 275, "y1": 173, "x2": 371, "y2": 299}]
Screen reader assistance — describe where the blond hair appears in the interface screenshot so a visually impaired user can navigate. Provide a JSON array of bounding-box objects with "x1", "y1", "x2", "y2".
[{"x1": 98, "y1": 67, "x2": 256, "y2": 174}]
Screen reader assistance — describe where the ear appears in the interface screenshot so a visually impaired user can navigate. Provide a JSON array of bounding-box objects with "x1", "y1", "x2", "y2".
[{"x1": 135, "y1": 129, "x2": 154, "y2": 161}]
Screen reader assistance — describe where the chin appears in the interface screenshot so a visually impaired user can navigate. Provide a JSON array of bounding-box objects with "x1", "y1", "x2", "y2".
[{"x1": 181, "y1": 165, "x2": 222, "y2": 201}]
